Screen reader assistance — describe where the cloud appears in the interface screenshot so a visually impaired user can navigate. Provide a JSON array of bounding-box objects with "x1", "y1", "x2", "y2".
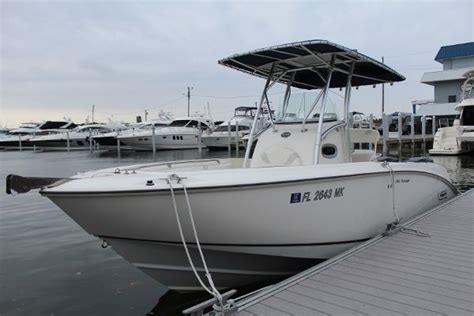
[{"x1": 1, "y1": 0, "x2": 473, "y2": 126}]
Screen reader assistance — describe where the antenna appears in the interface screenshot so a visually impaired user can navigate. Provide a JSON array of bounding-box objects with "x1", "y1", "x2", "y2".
[
  {"x1": 145, "y1": 109, "x2": 149, "y2": 121},
  {"x1": 91, "y1": 104, "x2": 95, "y2": 123},
  {"x1": 207, "y1": 102, "x2": 213, "y2": 119}
]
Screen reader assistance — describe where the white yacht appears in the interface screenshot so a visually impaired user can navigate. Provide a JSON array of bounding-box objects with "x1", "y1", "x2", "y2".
[
  {"x1": 30, "y1": 124, "x2": 115, "y2": 151},
  {"x1": 91, "y1": 121, "x2": 170, "y2": 151},
  {"x1": 202, "y1": 106, "x2": 268, "y2": 149},
  {"x1": 0, "y1": 121, "x2": 75, "y2": 150},
  {"x1": 8, "y1": 40, "x2": 458, "y2": 292},
  {"x1": 118, "y1": 116, "x2": 213, "y2": 151},
  {"x1": 430, "y1": 70, "x2": 474, "y2": 155}
]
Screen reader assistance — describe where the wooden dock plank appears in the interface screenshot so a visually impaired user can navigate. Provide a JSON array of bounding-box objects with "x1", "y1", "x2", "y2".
[{"x1": 235, "y1": 190, "x2": 474, "y2": 315}]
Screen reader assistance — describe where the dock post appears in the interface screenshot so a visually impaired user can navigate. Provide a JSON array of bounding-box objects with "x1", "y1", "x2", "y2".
[
  {"x1": 151, "y1": 125, "x2": 156, "y2": 160},
  {"x1": 382, "y1": 113, "x2": 388, "y2": 157},
  {"x1": 89, "y1": 128, "x2": 93, "y2": 153},
  {"x1": 197, "y1": 121, "x2": 202, "y2": 158},
  {"x1": 421, "y1": 115, "x2": 426, "y2": 154},
  {"x1": 228, "y1": 121, "x2": 231, "y2": 157},
  {"x1": 432, "y1": 115, "x2": 436, "y2": 139},
  {"x1": 19, "y1": 134, "x2": 23, "y2": 151},
  {"x1": 368, "y1": 114, "x2": 373, "y2": 151},
  {"x1": 410, "y1": 114, "x2": 415, "y2": 156},
  {"x1": 397, "y1": 114, "x2": 403, "y2": 158},
  {"x1": 116, "y1": 130, "x2": 121, "y2": 159},
  {"x1": 66, "y1": 131, "x2": 70, "y2": 152},
  {"x1": 235, "y1": 121, "x2": 239, "y2": 156}
]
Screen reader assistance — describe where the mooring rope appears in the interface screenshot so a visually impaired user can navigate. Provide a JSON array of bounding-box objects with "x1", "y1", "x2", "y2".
[
  {"x1": 381, "y1": 161, "x2": 400, "y2": 223},
  {"x1": 166, "y1": 174, "x2": 225, "y2": 312}
]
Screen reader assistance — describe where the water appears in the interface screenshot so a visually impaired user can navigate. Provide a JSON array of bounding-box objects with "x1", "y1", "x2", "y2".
[{"x1": 1, "y1": 150, "x2": 473, "y2": 315}]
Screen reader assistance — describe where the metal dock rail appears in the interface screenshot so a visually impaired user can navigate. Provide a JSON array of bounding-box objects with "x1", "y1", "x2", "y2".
[
  {"x1": 183, "y1": 190, "x2": 473, "y2": 315},
  {"x1": 231, "y1": 189, "x2": 474, "y2": 316}
]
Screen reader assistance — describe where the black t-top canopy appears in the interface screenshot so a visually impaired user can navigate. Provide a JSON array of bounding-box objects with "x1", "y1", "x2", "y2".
[{"x1": 218, "y1": 40, "x2": 405, "y2": 90}]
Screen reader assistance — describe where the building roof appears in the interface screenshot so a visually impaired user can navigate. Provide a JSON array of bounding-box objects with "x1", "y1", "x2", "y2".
[
  {"x1": 435, "y1": 42, "x2": 474, "y2": 62},
  {"x1": 218, "y1": 39, "x2": 405, "y2": 90},
  {"x1": 416, "y1": 103, "x2": 458, "y2": 116},
  {"x1": 420, "y1": 67, "x2": 474, "y2": 85}
]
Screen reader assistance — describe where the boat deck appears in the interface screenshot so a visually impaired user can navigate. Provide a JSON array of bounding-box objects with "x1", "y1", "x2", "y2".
[{"x1": 231, "y1": 190, "x2": 474, "y2": 315}]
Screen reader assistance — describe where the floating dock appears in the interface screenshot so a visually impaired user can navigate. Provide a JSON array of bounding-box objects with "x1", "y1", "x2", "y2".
[
  {"x1": 185, "y1": 190, "x2": 474, "y2": 315},
  {"x1": 231, "y1": 189, "x2": 474, "y2": 315}
]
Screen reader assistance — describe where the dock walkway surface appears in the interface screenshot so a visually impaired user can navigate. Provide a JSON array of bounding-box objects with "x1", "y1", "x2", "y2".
[{"x1": 232, "y1": 190, "x2": 473, "y2": 316}]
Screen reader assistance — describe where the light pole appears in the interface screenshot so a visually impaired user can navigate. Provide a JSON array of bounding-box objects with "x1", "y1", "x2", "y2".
[{"x1": 186, "y1": 87, "x2": 193, "y2": 116}]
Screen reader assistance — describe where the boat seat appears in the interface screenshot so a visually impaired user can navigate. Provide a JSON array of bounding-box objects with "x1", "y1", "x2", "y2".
[{"x1": 351, "y1": 149, "x2": 378, "y2": 162}]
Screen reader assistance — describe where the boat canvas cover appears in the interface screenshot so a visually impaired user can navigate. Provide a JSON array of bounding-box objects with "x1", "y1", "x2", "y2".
[{"x1": 219, "y1": 40, "x2": 405, "y2": 89}]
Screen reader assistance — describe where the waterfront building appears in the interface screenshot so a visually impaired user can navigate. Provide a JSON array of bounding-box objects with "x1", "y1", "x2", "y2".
[{"x1": 414, "y1": 42, "x2": 474, "y2": 127}]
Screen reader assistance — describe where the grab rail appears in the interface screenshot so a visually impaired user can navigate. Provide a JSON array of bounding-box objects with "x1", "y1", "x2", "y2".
[{"x1": 126, "y1": 159, "x2": 221, "y2": 171}]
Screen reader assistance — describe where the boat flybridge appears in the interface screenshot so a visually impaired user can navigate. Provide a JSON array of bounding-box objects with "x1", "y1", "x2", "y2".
[
  {"x1": 7, "y1": 40, "x2": 457, "y2": 294},
  {"x1": 202, "y1": 106, "x2": 269, "y2": 149},
  {"x1": 430, "y1": 70, "x2": 474, "y2": 155},
  {"x1": 118, "y1": 116, "x2": 214, "y2": 151}
]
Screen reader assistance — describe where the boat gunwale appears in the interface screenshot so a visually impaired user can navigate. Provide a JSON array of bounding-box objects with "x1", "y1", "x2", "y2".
[{"x1": 40, "y1": 169, "x2": 458, "y2": 196}]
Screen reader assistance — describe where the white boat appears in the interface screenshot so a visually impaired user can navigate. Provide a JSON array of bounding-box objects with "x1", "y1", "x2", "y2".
[
  {"x1": 0, "y1": 121, "x2": 75, "y2": 150},
  {"x1": 92, "y1": 121, "x2": 170, "y2": 151},
  {"x1": 8, "y1": 40, "x2": 458, "y2": 292},
  {"x1": 118, "y1": 116, "x2": 214, "y2": 151},
  {"x1": 30, "y1": 124, "x2": 116, "y2": 151},
  {"x1": 202, "y1": 106, "x2": 268, "y2": 149},
  {"x1": 430, "y1": 70, "x2": 474, "y2": 155}
]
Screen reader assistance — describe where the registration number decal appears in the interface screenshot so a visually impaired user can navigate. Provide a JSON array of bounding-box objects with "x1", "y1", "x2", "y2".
[{"x1": 290, "y1": 187, "x2": 345, "y2": 204}]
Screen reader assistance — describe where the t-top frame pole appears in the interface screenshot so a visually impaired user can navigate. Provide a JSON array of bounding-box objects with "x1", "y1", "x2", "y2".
[
  {"x1": 243, "y1": 63, "x2": 276, "y2": 168},
  {"x1": 344, "y1": 61, "x2": 356, "y2": 162},
  {"x1": 314, "y1": 55, "x2": 336, "y2": 164}
]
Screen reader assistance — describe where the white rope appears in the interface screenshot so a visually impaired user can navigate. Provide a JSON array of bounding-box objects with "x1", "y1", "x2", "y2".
[
  {"x1": 166, "y1": 174, "x2": 225, "y2": 312},
  {"x1": 381, "y1": 162, "x2": 400, "y2": 223},
  {"x1": 181, "y1": 180, "x2": 224, "y2": 308}
]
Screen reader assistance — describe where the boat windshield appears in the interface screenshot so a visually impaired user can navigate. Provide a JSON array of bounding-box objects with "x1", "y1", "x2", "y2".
[
  {"x1": 39, "y1": 121, "x2": 71, "y2": 129},
  {"x1": 214, "y1": 125, "x2": 250, "y2": 132},
  {"x1": 169, "y1": 120, "x2": 210, "y2": 129},
  {"x1": 234, "y1": 107, "x2": 257, "y2": 117},
  {"x1": 274, "y1": 90, "x2": 341, "y2": 123}
]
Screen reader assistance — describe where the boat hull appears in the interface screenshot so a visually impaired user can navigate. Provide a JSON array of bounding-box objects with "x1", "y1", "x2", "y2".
[
  {"x1": 119, "y1": 133, "x2": 205, "y2": 151},
  {"x1": 42, "y1": 164, "x2": 457, "y2": 291},
  {"x1": 202, "y1": 134, "x2": 244, "y2": 149},
  {"x1": 30, "y1": 139, "x2": 92, "y2": 151}
]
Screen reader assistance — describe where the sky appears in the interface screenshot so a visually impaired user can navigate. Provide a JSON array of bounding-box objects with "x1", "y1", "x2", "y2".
[{"x1": 1, "y1": 0, "x2": 473, "y2": 127}]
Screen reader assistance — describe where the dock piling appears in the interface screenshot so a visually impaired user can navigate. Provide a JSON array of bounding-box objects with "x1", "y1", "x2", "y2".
[
  {"x1": 382, "y1": 113, "x2": 388, "y2": 157},
  {"x1": 116, "y1": 130, "x2": 121, "y2": 159},
  {"x1": 197, "y1": 121, "x2": 202, "y2": 158},
  {"x1": 368, "y1": 114, "x2": 373, "y2": 151},
  {"x1": 151, "y1": 125, "x2": 156, "y2": 160},
  {"x1": 89, "y1": 128, "x2": 93, "y2": 153},
  {"x1": 66, "y1": 131, "x2": 70, "y2": 152},
  {"x1": 228, "y1": 121, "x2": 231, "y2": 157},
  {"x1": 235, "y1": 121, "x2": 239, "y2": 156}
]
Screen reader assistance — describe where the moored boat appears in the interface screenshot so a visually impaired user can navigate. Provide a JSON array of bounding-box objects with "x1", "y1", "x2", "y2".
[{"x1": 8, "y1": 40, "x2": 458, "y2": 293}]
